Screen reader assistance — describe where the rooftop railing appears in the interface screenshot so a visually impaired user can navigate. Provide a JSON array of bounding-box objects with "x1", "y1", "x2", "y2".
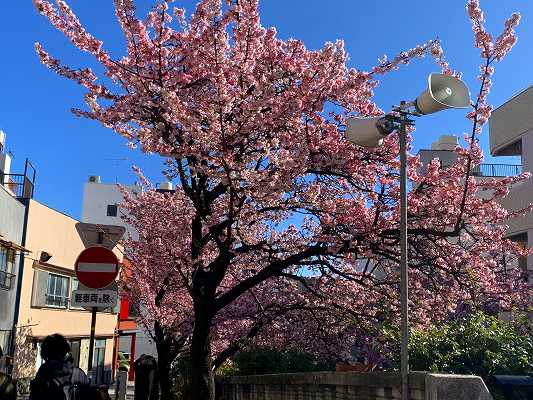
[
  {"x1": 472, "y1": 163, "x2": 522, "y2": 177},
  {"x1": 0, "y1": 173, "x2": 30, "y2": 198},
  {"x1": 0, "y1": 158, "x2": 36, "y2": 199}
]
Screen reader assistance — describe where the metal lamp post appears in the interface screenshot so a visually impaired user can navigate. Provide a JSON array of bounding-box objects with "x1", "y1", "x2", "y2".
[{"x1": 345, "y1": 73, "x2": 470, "y2": 400}]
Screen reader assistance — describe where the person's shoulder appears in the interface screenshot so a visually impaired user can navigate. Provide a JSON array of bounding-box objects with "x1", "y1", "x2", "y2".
[{"x1": 34, "y1": 361, "x2": 52, "y2": 379}]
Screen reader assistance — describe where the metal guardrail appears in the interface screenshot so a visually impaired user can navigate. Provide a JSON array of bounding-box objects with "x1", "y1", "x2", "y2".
[
  {"x1": 0, "y1": 173, "x2": 24, "y2": 197},
  {"x1": 0, "y1": 270, "x2": 15, "y2": 290},
  {"x1": 472, "y1": 163, "x2": 522, "y2": 177},
  {"x1": 0, "y1": 158, "x2": 36, "y2": 198},
  {"x1": 0, "y1": 173, "x2": 34, "y2": 198}
]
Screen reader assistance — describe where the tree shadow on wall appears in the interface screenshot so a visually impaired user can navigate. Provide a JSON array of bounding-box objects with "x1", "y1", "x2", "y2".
[{"x1": 11, "y1": 322, "x2": 38, "y2": 395}]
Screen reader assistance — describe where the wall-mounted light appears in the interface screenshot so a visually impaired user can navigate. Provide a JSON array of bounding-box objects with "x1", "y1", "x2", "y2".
[{"x1": 39, "y1": 251, "x2": 52, "y2": 263}]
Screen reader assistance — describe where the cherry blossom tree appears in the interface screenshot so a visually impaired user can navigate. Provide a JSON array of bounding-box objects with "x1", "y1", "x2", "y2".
[
  {"x1": 119, "y1": 187, "x2": 345, "y2": 398},
  {"x1": 33, "y1": 0, "x2": 532, "y2": 399}
]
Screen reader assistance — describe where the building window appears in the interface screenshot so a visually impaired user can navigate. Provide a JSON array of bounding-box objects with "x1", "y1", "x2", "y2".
[
  {"x1": 0, "y1": 246, "x2": 15, "y2": 290},
  {"x1": 69, "y1": 278, "x2": 84, "y2": 310},
  {"x1": 45, "y1": 273, "x2": 69, "y2": 308},
  {"x1": 69, "y1": 339, "x2": 81, "y2": 367},
  {"x1": 106, "y1": 204, "x2": 118, "y2": 217},
  {"x1": 508, "y1": 232, "x2": 529, "y2": 282},
  {"x1": 93, "y1": 339, "x2": 107, "y2": 384}
]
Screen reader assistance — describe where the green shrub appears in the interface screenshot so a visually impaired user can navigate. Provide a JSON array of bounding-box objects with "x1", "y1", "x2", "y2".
[
  {"x1": 230, "y1": 347, "x2": 334, "y2": 376},
  {"x1": 405, "y1": 312, "x2": 533, "y2": 379}
]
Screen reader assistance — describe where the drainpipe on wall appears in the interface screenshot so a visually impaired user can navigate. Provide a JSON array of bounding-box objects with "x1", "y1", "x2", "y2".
[{"x1": 9, "y1": 197, "x2": 30, "y2": 360}]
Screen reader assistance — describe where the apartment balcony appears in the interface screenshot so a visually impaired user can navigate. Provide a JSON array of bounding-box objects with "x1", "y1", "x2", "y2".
[
  {"x1": 0, "y1": 159, "x2": 36, "y2": 199},
  {"x1": 476, "y1": 161, "x2": 533, "y2": 237},
  {"x1": 0, "y1": 173, "x2": 34, "y2": 198},
  {"x1": 489, "y1": 85, "x2": 533, "y2": 156}
]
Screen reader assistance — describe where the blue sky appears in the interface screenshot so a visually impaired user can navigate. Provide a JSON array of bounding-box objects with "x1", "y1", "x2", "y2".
[{"x1": 1, "y1": 0, "x2": 532, "y2": 219}]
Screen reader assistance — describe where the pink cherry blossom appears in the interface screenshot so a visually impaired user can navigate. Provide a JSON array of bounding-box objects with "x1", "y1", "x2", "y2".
[{"x1": 34, "y1": 1, "x2": 531, "y2": 399}]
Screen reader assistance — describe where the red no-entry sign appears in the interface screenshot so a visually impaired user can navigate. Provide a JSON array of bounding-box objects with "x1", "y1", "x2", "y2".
[{"x1": 75, "y1": 246, "x2": 119, "y2": 289}]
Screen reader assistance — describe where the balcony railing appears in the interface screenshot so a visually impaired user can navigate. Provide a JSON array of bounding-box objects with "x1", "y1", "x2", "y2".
[
  {"x1": 1, "y1": 173, "x2": 28, "y2": 198},
  {"x1": 0, "y1": 158, "x2": 36, "y2": 199},
  {"x1": 472, "y1": 163, "x2": 522, "y2": 177},
  {"x1": 0, "y1": 270, "x2": 15, "y2": 290}
]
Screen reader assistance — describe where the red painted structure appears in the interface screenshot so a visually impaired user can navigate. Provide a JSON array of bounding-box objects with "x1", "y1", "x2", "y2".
[{"x1": 112, "y1": 258, "x2": 138, "y2": 382}]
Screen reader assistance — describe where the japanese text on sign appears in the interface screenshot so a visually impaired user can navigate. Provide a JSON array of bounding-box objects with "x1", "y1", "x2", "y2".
[{"x1": 71, "y1": 289, "x2": 118, "y2": 308}]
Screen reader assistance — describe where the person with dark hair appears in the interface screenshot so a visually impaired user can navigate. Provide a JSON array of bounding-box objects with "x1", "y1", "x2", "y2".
[
  {"x1": 134, "y1": 354, "x2": 160, "y2": 400},
  {"x1": 39, "y1": 334, "x2": 71, "y2": 362},
  {"x1": 29, "y1": 334, "x2": 99, "y2": 400}
]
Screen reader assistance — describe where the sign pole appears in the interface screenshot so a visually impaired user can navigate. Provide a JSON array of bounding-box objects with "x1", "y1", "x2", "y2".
[
  {"x1": 87, "y1": 306, "x2": 97, "y2": 380},
  {"x1": 73, "y1": 245, "x2": 120, "y2": 382}
]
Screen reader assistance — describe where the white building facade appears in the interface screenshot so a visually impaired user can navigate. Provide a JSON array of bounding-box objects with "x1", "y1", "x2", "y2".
[
  {"x1": 0, "y1": 130, "x2": 28, "y2": 370},
  {"x1": 489, "y1": 86, "x2": 533, "y2": 283},
  {"x1": 81, "y1": 176, "x2": 157, "y2": 362},
  {"x1": 417, "y1": 111, "x2": 531, "y2": 286},
  {"x1": 81, "y1": 176, "x2": 140, "y2": 240}
]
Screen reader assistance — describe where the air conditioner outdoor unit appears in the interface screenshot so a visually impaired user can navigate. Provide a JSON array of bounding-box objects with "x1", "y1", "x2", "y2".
[
  {"x1": 159, "y1": 182, "x2": 173, "y2": 191},
  {"x1": 88, "y1": 175, "x2": 101, "y2": 183}
]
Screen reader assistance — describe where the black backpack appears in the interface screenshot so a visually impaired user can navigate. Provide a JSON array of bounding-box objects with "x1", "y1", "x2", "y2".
[
  {"x1": 53, "y1": 376, "x2": 102, "y2": 400},
  {"x1": 29, "y1": 370, "x2": 97, "y2": 400}
]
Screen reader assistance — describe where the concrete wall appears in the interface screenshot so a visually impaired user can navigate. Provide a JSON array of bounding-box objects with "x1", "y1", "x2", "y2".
[
  {"x1": 500, "y1": 129, "x2": 533, "y2": 235},
  {"x1": 0, "y1": 185, "x2": 25, "y2": 244},
  {"x1": 489, "y1": 85, "x2": 533, "y2": 155},
  {"x1": 219, "y1": 372, "x2": 493, "y2": 400},
  {"x1": 419, "y1": 128, "x2": 533, "y2": 280},
  {"x1": 521, "y1": 130, "x2": 533, "y2": 173},
  {"x1": 81, "y1": 180, "x2": 139, "y2": 240},
  {"x1": 13, "y1": 200, "x2": 119, "y2": 381},
  {"x1": 0, "y1": 184, "x2": 25, "y2": 348},
  {"x1": 492, "y1": 117, "x2": 533, "y2": 281},
  {"x1": 418, "y1": 149, "x2": 458, "y2": 172}
]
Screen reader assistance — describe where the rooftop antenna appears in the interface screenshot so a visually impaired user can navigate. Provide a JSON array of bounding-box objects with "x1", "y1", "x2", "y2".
[{"x1": 101, "y1": 157, "x2": 129, "y2": 183}]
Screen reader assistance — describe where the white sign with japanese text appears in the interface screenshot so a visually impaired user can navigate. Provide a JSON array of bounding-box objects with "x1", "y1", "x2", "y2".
[{"x1": 71, "y1": 289, "x2": 118, "y2": 308}]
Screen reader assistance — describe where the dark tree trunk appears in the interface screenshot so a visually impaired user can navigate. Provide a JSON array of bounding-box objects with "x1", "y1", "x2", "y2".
[
  {"x1": 190, "y1": 312, "x2": 215, "y2": 400},
  {"x1": 154, "y1": 321, "x2": 184, "y2": 400},
  {"x1": 156, "y1": 343, "x2": 174, "y2": 400}
]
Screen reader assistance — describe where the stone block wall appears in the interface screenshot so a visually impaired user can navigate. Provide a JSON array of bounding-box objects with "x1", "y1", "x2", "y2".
[{"x1": 218, "y1": 371, "x2": 493, "y2": 400}]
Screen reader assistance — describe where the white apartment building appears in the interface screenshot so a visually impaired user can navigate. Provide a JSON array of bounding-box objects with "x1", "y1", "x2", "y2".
[
  {"x1": 489, "y1": 86, "x2": 533, "y2": 281},
  {"x1": 417, "y1": 89, "x2": 532, "y2": 285},
  {"x1": 81, "y1": 176, "x2": 170, "y2": 363},
  {"x1": 0, "y1": 130, "x2": 28, "y2": 370},
  {"x1": 81, "y1": 176, "x2": 141, "y2": 240}
]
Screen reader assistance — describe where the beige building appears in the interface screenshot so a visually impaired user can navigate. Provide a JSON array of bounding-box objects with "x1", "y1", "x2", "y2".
[
  {"x1": 489, "y1": 86, "x2": 533, "y2": 282},
  {"x1": 12, "y1": 199, "x2": 122, "y2": 387},
  {"x1": 417, "y1": 91, "x2": 533, "y2": 286}
]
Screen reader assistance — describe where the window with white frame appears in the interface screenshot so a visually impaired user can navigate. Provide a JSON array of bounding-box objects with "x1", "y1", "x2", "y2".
[
  {"x1": 69, "y1": 277, "x2": 84, "y2": 310},
  {"x1": 45, "y1": 273, "x2": 70, "y2": 308}
]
